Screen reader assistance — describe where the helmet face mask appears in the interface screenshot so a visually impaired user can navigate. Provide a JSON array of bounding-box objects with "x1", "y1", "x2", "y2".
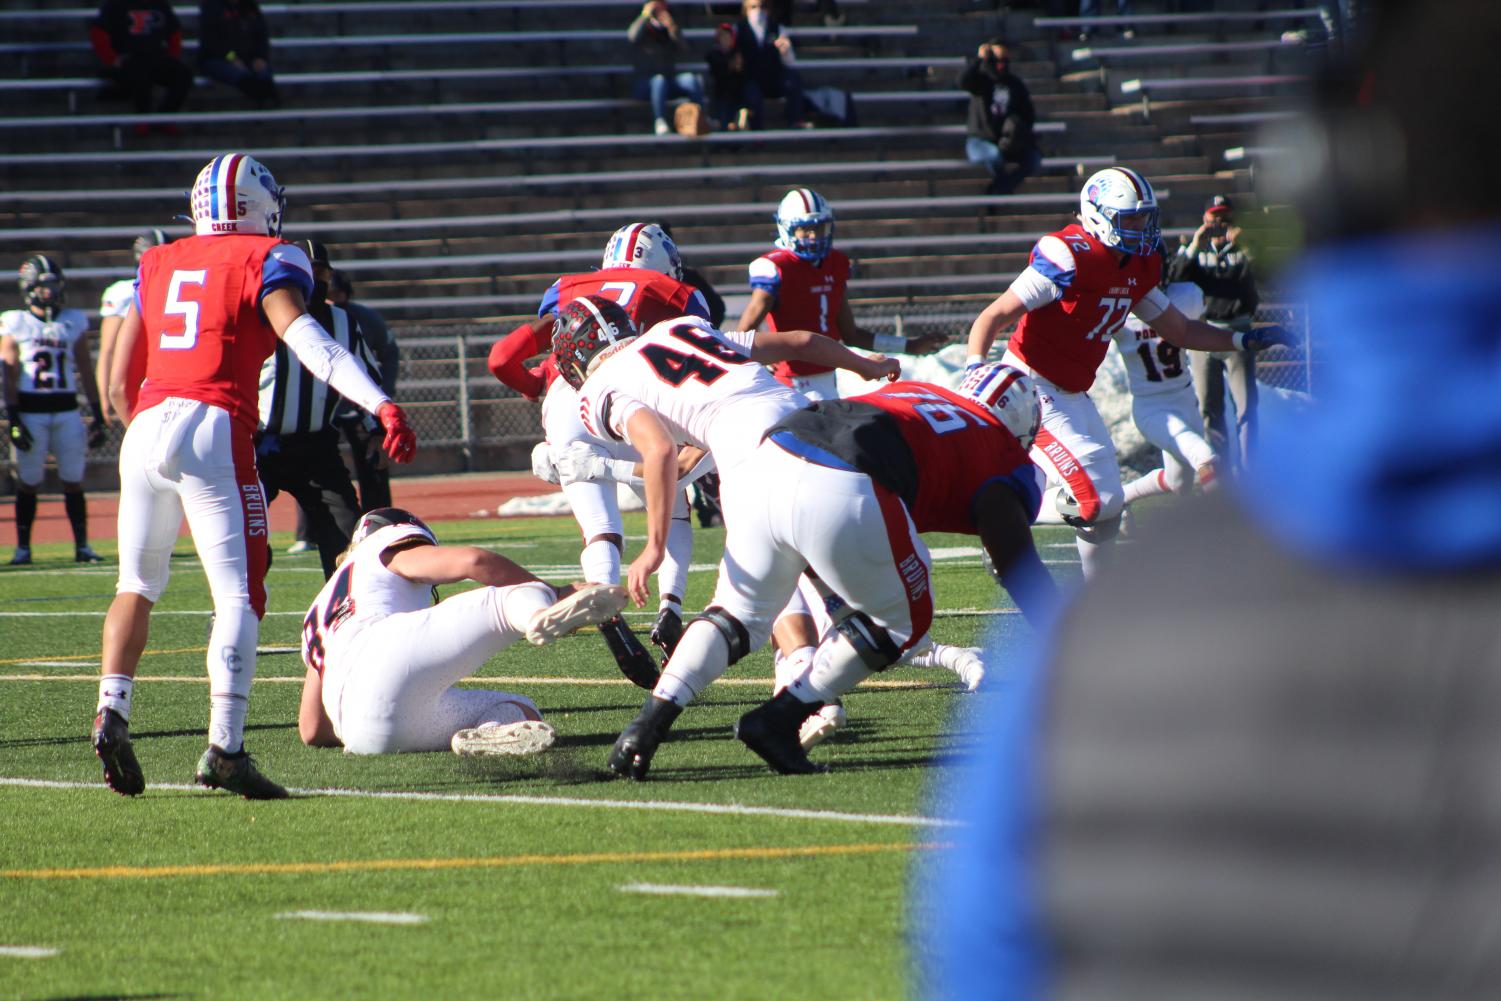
[
  {"x1": 958, "y1": 362, "x2": 1041, "y2": 450},
  {"x1": 1079, "y1": 167, "x2": 1160, "y2": 257},
  {"x1": 774, "y1": 188, "x2": 835, "y2": 262},
  {"x1": 551, "y1": 295, "x2": 639, "y2": 390},
  {"x1": 601, "y1": 223, "x2": 683, "y2": 281},
  {"x1": 189, "y1": 153, "x2": 286, "y2": 237},
  {"x1": 350, "y1": 507, "x2": 436, "y2": 548},
  {"x1": 18, "y1": 255, "x2": 64, "y2": 319}
]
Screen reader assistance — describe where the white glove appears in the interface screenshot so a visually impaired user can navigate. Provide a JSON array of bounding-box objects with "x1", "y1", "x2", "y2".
[
  {"x1": 557, "y1": 442, "x2": 637, "y2": 486},
  {"x1": 531, "y1": 441, "x2": 560, "y2": 485}
]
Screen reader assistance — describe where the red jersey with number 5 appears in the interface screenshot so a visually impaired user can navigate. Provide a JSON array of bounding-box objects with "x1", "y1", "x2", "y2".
[
  {"x1": 747, "y1": 247, "x2": 852, "y2": 380},
  {"x1": 1008, "y1": 223, "x2": 1162, "y2": 393},
  {"x1": 768, "y1": 381, "x2": 1040, "y2": 535},
  {"x1": 133, "y1": 234, "x2": 286, "y2": 435}
]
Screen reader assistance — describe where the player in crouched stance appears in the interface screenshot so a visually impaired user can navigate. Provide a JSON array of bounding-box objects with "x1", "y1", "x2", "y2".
[
  {"x1": 298, "y1": 508, "x2": 626, "y2": 756},
  {"x1": 733, "y1": 363, "x2": 1060, "y2": 774}
]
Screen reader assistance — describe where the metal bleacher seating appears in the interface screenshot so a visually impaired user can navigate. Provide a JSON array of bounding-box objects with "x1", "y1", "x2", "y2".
[{"x1": 0, "y1": 0, "x2": 1304, "y2": 473}]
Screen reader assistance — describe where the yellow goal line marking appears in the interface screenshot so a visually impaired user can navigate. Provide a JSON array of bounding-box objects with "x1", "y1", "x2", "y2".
[
  {"x1": 0, "y1": 673, "x2": 946, "y2": 690},
  {"x1": 3, "y1": 841, "x2": 937, "y2": 881}
]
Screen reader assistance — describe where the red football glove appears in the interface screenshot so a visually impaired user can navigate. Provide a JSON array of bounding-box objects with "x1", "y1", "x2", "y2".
[{"x1": 375, "y1": 401, "x2": 416, "y2": 464}]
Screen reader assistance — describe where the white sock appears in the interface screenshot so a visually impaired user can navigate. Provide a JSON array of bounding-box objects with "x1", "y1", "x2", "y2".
[
  {"x1": 658, "y1": 596, "x2": 682, "y2": 616},
  {"x1": 579, "y1": 539, "x2": 621, "y2": 585},
  {"x1": 1122, "y1": 468, "x2": 1170, "y2": 504},
  {"x1": 792, "y1": 635, "x2": 873, "y2": 705},
  {"x1": 206, "y1": 602, "x2": 258, "y2": 753},
  {"x1": 656, "y1": 515, "x2": 693, "y2": 602},
  {"x1": 501, "y1": 581, "x2": 557, "y2": 635},
  {"x1": 97, "y1": 674, "x2": 134, "y2": 720},
  {"x1": 653, "y1": 619, "x2": 729, "y2": 706},
  {"x1": 772, "y1": 644, "x2": 816, "y2": 694},
  {"x1": 1074, "y1": 517, "x2": 1121, "y2": 580}
]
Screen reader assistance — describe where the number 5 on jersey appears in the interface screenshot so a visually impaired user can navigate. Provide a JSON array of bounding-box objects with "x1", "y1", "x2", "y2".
[{"x1": 161, "y1": 269, "x2": 208, "y2": 350}]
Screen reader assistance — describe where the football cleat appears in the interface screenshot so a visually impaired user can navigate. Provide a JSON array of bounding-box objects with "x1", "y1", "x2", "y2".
[
  {"x1": 194, "y1": 746, "x2": 289, "y2": 800},
  {"x1": 525, "y1": 583, "x2": 627, "y2": 646},
  {"x1": 92, "y1": 708, "x2": 145, "y2": 797},
  {"x1": 736, "y1": 691, "x2": 828, "y2": 775},
  {"x1": 74, "y1": 545, "x2": 104, "y2": 564},
  {"x1": 452, "y1": 719, "x2": 556, "y2": 757},
  {"x1": 285, "y1": 539, "x2": 314, "y2": 555},
  {"x1": 650, "y1": 607, "x2": 684, "y2": 659},
  {"x1": 606, "y1": 696, "x2": 682, "y2": 780},
  {"x1": 797, "y1": 701, "x2": 847, "y2": 750},
  {"x1": 8, "y1": 546, "x2": 32, "y2": 566},
  {"x1": 598, "y1": 615, "x2": 661, "y2": 690}
]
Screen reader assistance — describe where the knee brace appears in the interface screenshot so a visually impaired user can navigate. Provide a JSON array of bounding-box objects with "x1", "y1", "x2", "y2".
[
  {"x1": 692, "y1": 605, "x2": 752, "y2": 666},
  {"x1": 834, "y1": 611, "x2": 902, "y2": 673}
]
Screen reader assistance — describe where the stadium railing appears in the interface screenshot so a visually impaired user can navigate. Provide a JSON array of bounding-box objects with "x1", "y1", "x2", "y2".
[
  {"x1": 1119, "y1": 75, "x2": 1308, "y2": 118},
  {"x1": 1034, "y1": 9, "x2": 1323, "y2": 31},
  {"x1": 1071, "y1": 37, "x2": 1306, "y2": 62},
  {"x1": 0, "y1": 0, "x2": 869, "y2": 23}
]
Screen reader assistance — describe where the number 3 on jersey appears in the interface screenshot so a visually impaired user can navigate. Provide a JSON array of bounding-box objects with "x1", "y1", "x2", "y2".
[{"x1": 161, "y1": 269, "x2": 207, "y2": 350}]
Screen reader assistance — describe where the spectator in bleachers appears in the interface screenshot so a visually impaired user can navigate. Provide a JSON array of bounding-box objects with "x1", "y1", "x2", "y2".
[
  {"x1": 1078, "y1": 0, "x2": 1134, "y2": 41},
  {"x1": 629, "y1": 1, "x2": 706, "y2": 137},
  {"x1": 90, "y1": 0, "x2": 193, "y2": 135},
  {"x1": 736, "y1": 0, "x2": 811, "y2": 130},
  {"x1": 1170, "y1": 194, "x2": 1261, "y2": 471},
  {"x1": 959, "y1": 39, "x2": 1043, "y2": 196},
  {"x1": 329, "y1": 268, "x2": 399, "y2": 511},
  {"x1": 706, "y1": 22, "x2": 752, "y2": 131},
  {"x1": 770, "y1": 0, "x2": 844, "y2": 28},
  {"x1": 198, "y1": 0, "x2": 279, "y2": 108}
]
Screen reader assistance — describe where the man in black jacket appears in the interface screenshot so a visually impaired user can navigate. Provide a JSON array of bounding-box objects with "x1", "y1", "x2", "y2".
[
  {"x1": 1170, "y1": 194, "x2": 1262, "y2": 470},
  {"x1": 89, "y1": 0, "x2": 193, "y2": 127},
  {"x1": 198, "y1": 0, "x2": 279, "y2": 107},
  {"x1": 958, "y1": 40, "x2": 1042, "y2": 196}
]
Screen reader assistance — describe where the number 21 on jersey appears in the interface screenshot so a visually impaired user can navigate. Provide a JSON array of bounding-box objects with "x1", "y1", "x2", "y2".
[{"x1": 161, "y1": 269, "x2": 207, "y2": 350}]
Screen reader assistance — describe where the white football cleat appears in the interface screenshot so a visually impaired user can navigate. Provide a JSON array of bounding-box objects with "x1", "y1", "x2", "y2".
[
  {"x1": 526, "y1": 583, "x2": 627, "y2": 646},
  {"x1": 798, "y1": 701, "x2": 847, "y2": 750},
  {"x1": 908, "y1": 643, "x2": 987, "y2": 692},
  {"x1": 452, "y1": 719, "x2": 556, "y2": 757}
]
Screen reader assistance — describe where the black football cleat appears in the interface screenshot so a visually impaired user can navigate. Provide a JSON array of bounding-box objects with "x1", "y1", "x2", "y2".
[
  {"x1": 92, "y1": 708, "x2": 145, "y2": 796},
  {"x1": 599, "y1": 615, "x2": 661, "y2": 690},
  {"x1": 650, "y1": 607, "x2": 684, "y2": 659},
  {"x1": 606, "y1": 696, "x2": 682, "y2": 780},
  {"x1": 736, "y1": 691, "x2": 829, "y2": 775},
  {"x1": 195, "y1": 746, "x2": 289, "y2": 800}
]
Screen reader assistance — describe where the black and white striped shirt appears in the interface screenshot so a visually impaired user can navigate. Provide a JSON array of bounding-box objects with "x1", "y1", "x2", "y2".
[{"x1": 258, "y1": 303, "x2": 380, "y2": 436}]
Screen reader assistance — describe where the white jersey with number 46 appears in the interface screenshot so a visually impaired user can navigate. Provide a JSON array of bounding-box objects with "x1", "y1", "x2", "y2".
[
  {"x1": 1111, "y1": 282, "x2": 1205, "y2": 398},
  {"x1": 576, "y1": 316, "x2": 807, "y2": 474}
]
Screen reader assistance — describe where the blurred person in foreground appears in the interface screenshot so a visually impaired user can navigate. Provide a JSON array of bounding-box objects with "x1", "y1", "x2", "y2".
[{"x1": 918, "y1": 3, "x2": 1501, "y2": 999}]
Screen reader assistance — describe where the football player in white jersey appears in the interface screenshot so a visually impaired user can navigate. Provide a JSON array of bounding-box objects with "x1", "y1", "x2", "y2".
[
  {"x1": 96, "y1": 229, "x2": 168, "y2": 426},
  {"x1": 298, "y1": 508, "x2": 627, "y2": 755},
  {"x1": 551, "y1": 295, "x2": 901, "y2": 779},
  {"x1": 3, "y1": 255, "x2": 108, "y2": 564},
  {"x1": 1110, "y1": 279, "x2": 1219, "y2": 506}
]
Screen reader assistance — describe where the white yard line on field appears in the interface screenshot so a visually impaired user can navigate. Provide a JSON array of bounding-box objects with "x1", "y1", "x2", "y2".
[
  {"x1": 0, "y1": 777, "x2": 960, "y2": 828},
  {"x1": 276, "y1": 911, "x2": 428, "y2": 925},
  {"x1": 619, "y1": 883, "x2": 779, "y2": 898},
  {"x1": 0, "y1": 946, "x2": 60, "y2": 958}
]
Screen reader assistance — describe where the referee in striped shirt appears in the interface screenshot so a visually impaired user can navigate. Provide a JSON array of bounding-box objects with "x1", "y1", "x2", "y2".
[{"x1": 256, "y1": 240, "x2": 377, "y2": 578}]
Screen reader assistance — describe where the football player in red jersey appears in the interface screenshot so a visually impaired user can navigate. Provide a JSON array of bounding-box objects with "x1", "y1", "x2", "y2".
[
  {"x1": 91, "y1": 153, "x2": 418, "y2": 801},
  {"x1": 737, "y1": 187, "x2": 947, "y2": 401},
  {"x1": 719, "y1": 363, "x2": 1059, "y2": 774},
  {"x1": 966, "y1": 167, "x2": 1290, "y2": 578},
  {"x1": 486, "y1": 222, "x2": 712, "y2": 684}
]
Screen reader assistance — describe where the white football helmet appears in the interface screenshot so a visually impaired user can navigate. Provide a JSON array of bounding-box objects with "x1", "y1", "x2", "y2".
[
  {"x1": 601, "y1": 222, "x2": 683, "y2": 281},
  {"x1": 189, "y1": 153, "x2": 285, "y2": 237},
  {"x1": 1078, "y1": 166, "x2": 1159, "y2": 256},
  {"x1": 958, "y1": 362, "x2": 1040, "y2": 450},
  {"x1": 774, "y1": 187, "x2": 835, "y2": 262}
]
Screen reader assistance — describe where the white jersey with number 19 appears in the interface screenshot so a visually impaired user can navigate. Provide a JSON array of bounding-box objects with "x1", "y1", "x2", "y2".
[
  {"x1": 576, "y1": 316, "x2": 806, "y2": 473},
  {"x1": 1111, "y1": 282, "x2": 1205, "y2": 398}
]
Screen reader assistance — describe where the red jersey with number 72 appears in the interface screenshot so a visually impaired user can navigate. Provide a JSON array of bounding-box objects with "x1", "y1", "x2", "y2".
[
  {"x1": 1007, "y1": 223, "x2": 1162, "y2": 393},
  {"x1": 133, "y1": 234, "x2": 288, "y2": 435}
]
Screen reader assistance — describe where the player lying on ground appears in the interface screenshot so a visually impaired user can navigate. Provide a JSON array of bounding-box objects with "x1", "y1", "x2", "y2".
[{"x1": 298, "y1": 508, "x2": 627, "y2": 755}]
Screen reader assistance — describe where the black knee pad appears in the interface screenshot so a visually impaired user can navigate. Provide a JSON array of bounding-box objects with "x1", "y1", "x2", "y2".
[
  {"x1": 835, "y1": 611, "x2": 902, "y2": 672},
  {"x1": 693, "y1": 605, "x2": 752, "y2": 665}
]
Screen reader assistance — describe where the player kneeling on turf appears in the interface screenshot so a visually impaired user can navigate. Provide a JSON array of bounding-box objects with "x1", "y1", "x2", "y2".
[{"x1": 298, "y1": 507, "x2": 626, "y2": 755}]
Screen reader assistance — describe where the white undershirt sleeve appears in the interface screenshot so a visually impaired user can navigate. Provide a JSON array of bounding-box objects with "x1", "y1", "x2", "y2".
[
  {"x1": 279, "y1": 313, "x2": 391, "y2": 416},
  {"x1": 1006, "y1": 266, "x2": 1063, "y2": 312},
  {"x1": 1129, "y1": 287, "x2": 1171, "y2": 323}
]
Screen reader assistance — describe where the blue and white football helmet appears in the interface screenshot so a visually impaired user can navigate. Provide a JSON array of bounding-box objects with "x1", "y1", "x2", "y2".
[
  {"x1": 958, "y1": 362, "x2": 1040, "y2": 450},
  {"x1": 774, "y1": 187, "x2": 835, "y2": 262},
  {"x1": 189, "y1": 153, "x2": 286, "y2": 237},
  {"x1": 1078, "y1": 166, "x2": 1160, "y2": 256},
  {"x1": 602, "y1": 222, "x2": 683, "y2": 281}
]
